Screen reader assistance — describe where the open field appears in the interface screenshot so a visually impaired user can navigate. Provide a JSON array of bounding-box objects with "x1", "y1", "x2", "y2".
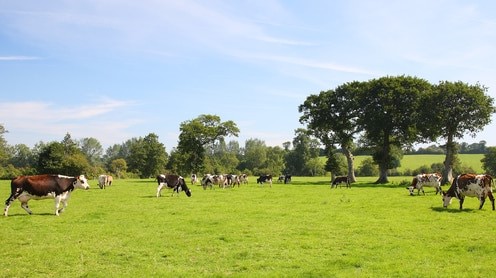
[
  {"x1": 354, "y1": 154, "x2": 484, "y2": 173},
  {"x1": 1, "y1": 176, "x2": 496, "y2": 277}
]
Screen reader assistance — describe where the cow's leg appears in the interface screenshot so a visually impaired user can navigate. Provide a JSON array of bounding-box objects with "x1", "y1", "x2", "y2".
[
  {"x1": 479, "y1": 196, "x2": 486, "y2": 210},
  {"x1": 4, "y1": 193, "x2": 17, "y2": 216},
  {"x1": 20, "y1": 201, "x2": 33, "y2": 215},
  {"x1": 156, "y1": 183, "x2": 165, "y2": 198},
  {"x1": 459, "y1": 197, "x2": 465, "y2": 210},
  {"x1": 54, "y1": 196, "x2": 63, "y2": 216},
  {"x1": 489, "y1": 192, "x2": 495, "y2": 210}
]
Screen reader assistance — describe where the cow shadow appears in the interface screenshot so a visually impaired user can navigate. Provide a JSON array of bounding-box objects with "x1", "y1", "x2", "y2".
[
  {"x1": 430, "y1": 207, "x2": 475, "y2": 213},
  {"x1": 5, "y1": 212, "x2": 55, "y2": 217}
]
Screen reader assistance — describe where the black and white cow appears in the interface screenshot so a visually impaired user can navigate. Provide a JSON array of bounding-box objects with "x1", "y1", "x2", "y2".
[
  {"x1": 226, "y1": 174, "x2": 240, "y2": 188},
  {"x1": 201, "y1": 174, "x2": 214, "y2": 190},
  {"x1": 442, "y1": 173, "x2": 494, "y2": 210},
  {"x1": 284, "y1": 174, "x2": 292, "y2": 184},
  {"x1": 407, "y1": 173, "x2": 442, "y2": 195},
  {"x1": 156, "y1": 174, "x2": 192, "y2": 197},
  {"x1": 239, "y1": 174, "x2": 249, "y2": 185},
  {"x1": 331, "y1": 176, "x2": 350, "y2": 188},
  {"x1": 191, "y1": 174, "x2": 198, "y2": 185},
  {"x1": 4, "y1": 174, "x2": 90, "y2": 216},
  {"x1": 257, "y1": 175, "x2": 272, "y2": 187}
]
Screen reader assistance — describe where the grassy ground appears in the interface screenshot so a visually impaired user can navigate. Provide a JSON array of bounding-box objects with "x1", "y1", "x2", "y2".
[
  {"x1": 1, "y1": 177, "x2": 495, "y2": 277},
  {"x1": 354, "y1": 154, "x2": 484, "y2": 173}
]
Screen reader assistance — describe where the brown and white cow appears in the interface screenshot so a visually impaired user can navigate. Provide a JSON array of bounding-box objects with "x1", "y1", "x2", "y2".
[
  {"x1": 407, "y1": 173, "x2": 442, "y2": 195},
  {"x1": 4, "y1": 174, "x2": 90, "y2": 216},
  {"x1": 156, "y1": 174, "x2": 191, "y2": 197},
  {"x1": 331, "y1": 176, "x2": 350, "y2": 188},
  {"x1": 442, "y1": 173, "x2": 494, "y2": 210}
]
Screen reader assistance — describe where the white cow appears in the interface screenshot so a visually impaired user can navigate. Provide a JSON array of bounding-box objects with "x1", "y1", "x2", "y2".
[
  {"x1": 98, "y1": 174, "x2": 108, "y2": 189},
  {"x1": 407, "y1": 173, "x2": 442, "y2": 195}
]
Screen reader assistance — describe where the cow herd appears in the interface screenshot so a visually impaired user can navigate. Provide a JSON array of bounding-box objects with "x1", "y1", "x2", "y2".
[
  {"x1": 3, "y1": 171, "x2": 495, "y2": 217},
  {"x1": 406, "y1": 172, "x2": 495, "y2": 211}
]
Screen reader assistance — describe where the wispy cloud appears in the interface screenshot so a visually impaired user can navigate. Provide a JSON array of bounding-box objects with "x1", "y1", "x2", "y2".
[
  {"x1": 0, "y1": 98, "x2": 139, "y2": 146},
  {"x1": 0, "y1": 56, "x2": 40, "y2": 61}
]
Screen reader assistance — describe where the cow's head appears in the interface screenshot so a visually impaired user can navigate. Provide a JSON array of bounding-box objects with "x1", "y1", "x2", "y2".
[
  {"x1": 442, "y1": 191, "x2": 453, "y2": 208},
  {"x1": 74, "y1": 175, "x2": 90, "y2": 190},
  {"x1": 406, "y1": 186, "x2": 415, "y2": 196},
  {"x1": 180, "y1": 179, "x2": 192, "y2": 197}
]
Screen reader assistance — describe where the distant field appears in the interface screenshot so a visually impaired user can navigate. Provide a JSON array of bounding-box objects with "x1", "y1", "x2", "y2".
[{"x1": 354, "y1": 154, "x2": 484, "y2": 173}]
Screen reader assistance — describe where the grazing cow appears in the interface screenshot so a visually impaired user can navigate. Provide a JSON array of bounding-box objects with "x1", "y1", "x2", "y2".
[
  {"x1": 191, "y1": 174, "x2": 198, "y2": 185},
  {"x1": 239, "y1": 174, "x2": 248, "y2": 185},
  {"x1": 156, "y1": 174, "x2": 192, "y2": 198},
  {"x1": 257, "y1": 175, "x2": 272, "y2": 187},
  {"x1": 4, "y1": 174, "x2": 90, "y2": 216},
  {"x1": 226, "y1": 174, "x2": 240, "y2": 188},
  {"x1": 277, "y1": 175, "x2": 285, "y2": 183},
  {"x1": 98, "y1": 174, "x2": 108, "y2": 189},
  {"x1": 284, "y1": 174, "x2": 292, "y2": 184},
  {"x1": 442, "y1": 173, "x2": 494, "y2": 210},
  {"x1": 331, "y1": 176, "x2": 350, "y2": 188},
  {"x1": 201, "y1": 174, "x2": 214, "y2": 190},
  {"x1": 98, "y1": 175, "x2": 114, "y2": 189},
  {"x1": 407, "y1": 173, "x2": 442, "y2": 195}
]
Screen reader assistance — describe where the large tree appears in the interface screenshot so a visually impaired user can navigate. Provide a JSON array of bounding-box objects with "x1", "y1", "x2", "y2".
[
  {"x1": 78, "y1": 137, "x2": 103, "y2": 166},
  {"x1": 299, "y1": 81, "x2": 363, "y2": 182},
  {"x1": 127, "y1": 133, "x2": 168, "y2": 178},
  {"x1": 358, "y1": 75, "x2": 432, "y2": 183},
  {"x1": 419, "y1": 81, "x2": 495, "y2": 183},
  {"x1": 176, "y1": 114, "x2": 239, "y2": 174}
]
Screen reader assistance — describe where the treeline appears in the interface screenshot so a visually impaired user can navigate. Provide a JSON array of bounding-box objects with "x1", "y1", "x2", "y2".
[{"x1": 0, "y1": 123, "x2": 329, "y2": 180}]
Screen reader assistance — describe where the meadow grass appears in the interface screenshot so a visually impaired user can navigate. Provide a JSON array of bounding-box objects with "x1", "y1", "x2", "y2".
[
  {"x1": 1, "y1": 177, "x2": 496, "y2": 277},
  {"x1": 354, "y1": 154, "x2": 484, "y2": 173}
]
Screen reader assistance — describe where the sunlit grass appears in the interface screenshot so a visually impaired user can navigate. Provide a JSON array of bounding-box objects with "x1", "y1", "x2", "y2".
[{"x1": 1, "y1": 177, "x2": 495, "y2": 277}]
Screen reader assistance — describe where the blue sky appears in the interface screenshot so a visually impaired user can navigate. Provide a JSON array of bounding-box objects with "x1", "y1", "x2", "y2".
[{"x1": 1, "y1": 0, "x2": 496, "y2": 151}]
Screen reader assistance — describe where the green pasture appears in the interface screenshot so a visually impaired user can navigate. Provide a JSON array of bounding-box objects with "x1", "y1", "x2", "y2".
[
  {"x1": 1, "y1": 177, "x2": 495, "y2": 277},
  {"x1": 354, "y1": 154, "x2": 484, "y2": 173}
]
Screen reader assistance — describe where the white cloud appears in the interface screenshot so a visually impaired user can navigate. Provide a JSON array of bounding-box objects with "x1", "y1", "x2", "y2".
[{"x1": 0, "y1": 56, "x2": 40, "y2": 61}]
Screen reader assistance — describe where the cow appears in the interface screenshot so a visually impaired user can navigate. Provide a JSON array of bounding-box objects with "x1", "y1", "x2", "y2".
[
  {"x1": 201, "y1": 174, "x2": 214, "y2": 190},
  {"x1": 191, "y1": 174, "x2": 198, "y2": 185},
  {"x1": 4, "y1": 174, "x2": 90, "y2": 216},
  {"x1": 239, "y1": 174, "x2": 248, "y2": 185},
  {"x1": 257, "y1": 175, "x2": 272, "y2": 187},
  {"x1": 98, "y1": 174, "x2": 114, "y2": 189},
  {"x1": 442, "y1": 173, "x2": 494, "y2": 210},
  {"x1": 284, "y1": 174, "x2": 292, "y2": 184},
  {"x1": 156, "y1": 174, "x2": 192, "y2": 198},
  {"x1": 98, "y1": 174, "x2": 108, "y2": 189},
  {"x1": 407, "y1": 173, "x2": 442, "y2": 195},
  {"x1": 278, "y1": 174, "x2": 291, "y2": 184},
  {"x1": 225, "y1": 174, "x2": 240, "y2": 188},
  {"x1": 331, "y1": 176, "x2": 350, "y2": 188},
  {"x1": 107, "y1": 175, "x2": 113, "y2": 186}
]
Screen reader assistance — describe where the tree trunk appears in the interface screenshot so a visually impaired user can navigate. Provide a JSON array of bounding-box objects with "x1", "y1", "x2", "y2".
[
  {"x1": 341, "y1": 145, "x2": 356, "y2": 183},
  {"x1": 443, "y1": 135, "x2": 456, "y2": 184},
  {"x1": 375, "y1": 136, "x2": 390, "y2": 184},
  {"x1": 376, "y1": 164, "x2": 389, "y2": 184}
]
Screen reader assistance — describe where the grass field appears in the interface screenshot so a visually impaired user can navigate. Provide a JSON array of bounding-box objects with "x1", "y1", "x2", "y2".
[
  {"x1": 1, "y1": 177, "x2": 495, "y2": 277},
  {"x1": 354, "y1": 154, "x2": 484, "y2": 173}
]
